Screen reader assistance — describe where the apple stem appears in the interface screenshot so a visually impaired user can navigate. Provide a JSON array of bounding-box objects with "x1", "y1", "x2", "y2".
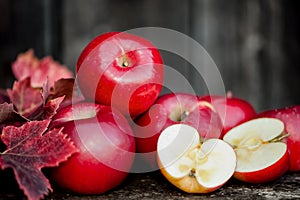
[
  {"x1": 122, "y1": 60, "x2": 129, "y2": 67},
  {"x1": 112, "y1": 38, "x2": 131, "y2": 68},
  {"x1": 180, "y1": 111, "x2": 190, "y2": 121},
  {"x1": 226, "y1": 91, "x2": 233, "y2": 98},
  {"x1": 115, "y1": 54, "x2": 131, "y2": 68},
  {"x1": 269, "y1": 132, "x2": 290, "y2": 143},
  {"x1": 179, "y1": 101, "x2": 215, "y2": 121}
]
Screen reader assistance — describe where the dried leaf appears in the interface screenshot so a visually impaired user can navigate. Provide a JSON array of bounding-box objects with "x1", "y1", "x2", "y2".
[
  {"x1": 12, "y1": 49, "x2": 73, "y2": 87},
  {"x1": 41, "y1": 79, "x2": 51, "y2": 103},
  {"x1": 0, "y1": 103, "x2": 16, "y2": 124},
  {"x1": 5, "y1": 77, "x2": 65, "y2": 122},
  {"x1": 7, "y1": 78, "x2": 43, "y2": 118},
  {"x1": 0, "y1": 120, "x2": 77, "y2": 200},
  {"x1": 30, "y1": 96, "x2": 65, "y2": 121},
  {"x1": 0, "y1": 89, "x2": 9, "y2": 104},
  {"x1": 48, "y1": 78, "x2": 85, "y2": 109},
  {"x1": 0, "y1": 103, "x2": 27, "y2": 133}
]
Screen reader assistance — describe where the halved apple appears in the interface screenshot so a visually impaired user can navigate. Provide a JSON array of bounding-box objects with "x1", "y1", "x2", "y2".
[
  {"x1": 258, "y1": 105, "x2": 300, "y2": 171},
  {"x1": 157, "y1": 124, "x2": 236, "y2": 193},
  {"x1": 223, "y1": 118, "x2": 289, "y2": 184}
]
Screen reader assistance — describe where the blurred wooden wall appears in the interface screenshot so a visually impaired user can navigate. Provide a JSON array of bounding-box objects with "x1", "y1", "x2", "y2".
[{"x1": 0, "y1": 0, "x2": 299, "y2": 112}]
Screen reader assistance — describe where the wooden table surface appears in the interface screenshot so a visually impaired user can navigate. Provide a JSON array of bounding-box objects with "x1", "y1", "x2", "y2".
[{"x1": 1, "y1": 169, "x2": 299, "y2": 200}]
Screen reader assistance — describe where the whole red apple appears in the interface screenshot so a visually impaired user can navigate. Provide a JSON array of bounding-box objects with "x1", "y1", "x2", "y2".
[
  {"x1": 133, "y1": 92, "x2": 222, "y2": 169},
  {"x1": 258, "y1": 105, "x2": 300, "y2": 171},
  {"x1": 201, "y1": 94, "x2": 256, "y2": 138},
  {"x1": 76, "y1": 32, "x2": 164, "y2": 117},
  {"x1": 49, "y1": 102, "x2": 135, "y2": 194}
]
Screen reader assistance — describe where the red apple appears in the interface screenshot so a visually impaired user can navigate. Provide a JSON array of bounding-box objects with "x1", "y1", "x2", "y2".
[
  {"x1": 133, "y1": 92, "x2": 223, "y2": 169},
  {"x1": 201, "y1": 94, "x2": 256, "y2": 137},
  {"x1": 258, "y1": 105, "x2": 300, "y2": 171},
  {"x1": 49, "y1": 102, "x2": 135, "y2": 194},
  {"x1": 223, "y1": 118, "x2": 288, "y2": 184},
  {"x1": 76, "y1": 32, "x2": 164, "y2": 117}
]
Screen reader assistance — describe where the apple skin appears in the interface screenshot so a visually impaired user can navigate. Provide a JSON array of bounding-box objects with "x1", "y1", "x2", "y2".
[
  {"x1": 76, "y1": 32, "x2": 164, "y2": 117},
  {"x1": 49, "y1": 102, "x2": 135, "y2": 194},
  {"x1": 258, "y1": 105, "x2": 300, "y2": 171},
  {"x1": 234, "y1": 150, "x2": 289, "y2": 184},
  {"x1": 201, "y1": 95, "x2": 256, "y2": 137},
  {"x1": 159, "y1": 162, "x2": 229, "y2": 193},
  {"x1": 134, "y1": 93, "x2": 223, "y2": 169}
]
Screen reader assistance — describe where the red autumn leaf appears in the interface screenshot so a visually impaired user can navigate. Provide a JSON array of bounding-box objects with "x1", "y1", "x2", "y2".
[
  {"x1": 7, "y1": 77, "x2": 43, "y2": 118},
  {"x1": 0, "y1": 103, "x2": 16, "y2": 124},
  {"x1": 31, "y1": 79, "x2": 65, "y2": 120},
  {"x1": 30, "y1": 96, "x2": 65, "y2": 121},
  {"x1": 0, "y1": 89, "x2": 9, "y2": 104},
  {"x1": 41, "y1": 79, "x2": 51, "y2": 103},
  {"x1": 48, "y1": 78, "x2": 85, "y2": 109},
  {"x1": 6, "y1": 77, "x2": 65, "y2": 122},
  {"x1": 12, "y1": 49, "x2": 73, "y2": 88},
  {"x1": 49, "y1": 79, "x2": 76, "y2": 100},
  {"x1": 0, "y1": 103, "x2": 26, "y2": 133},
  {"x1": 0, "y1": 120, "x2": 78, "y2": 200}
]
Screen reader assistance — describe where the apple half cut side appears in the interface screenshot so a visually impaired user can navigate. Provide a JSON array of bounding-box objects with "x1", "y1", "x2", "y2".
[
  {"x1": 157, "y1": 124, "x2": 236, "y2": 193},
  {"x1": 223, "y1": 118, "x2": 289, "y2": 184}
]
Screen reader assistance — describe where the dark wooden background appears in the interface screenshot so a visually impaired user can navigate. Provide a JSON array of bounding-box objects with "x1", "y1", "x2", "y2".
[{"x1": 0, "y1": 0, "x2": 299, "y2": 112}]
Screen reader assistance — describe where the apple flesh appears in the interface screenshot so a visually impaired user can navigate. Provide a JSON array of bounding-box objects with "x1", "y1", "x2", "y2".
[
  {"x1": 157, "y1": 124, "x2": 236, "y2": 193},
  {"x1": 134, "y1": 93, "x2": 223, "y2": 169},
  {"x1": 50, "y1": 102, "x2": 135, "y2": 194},
  {"x1": 201, "y1": 95, "x2": 256, "y2": 138},
  {"x1": 223, "y1": 118, "x2": 289, "y2": 184},
  {"x1": 258, "y1": 105, "x2": 300, "y2": 171},
  {"x1": 76, "y1": 32, "x2": 164, "y2": 117}
]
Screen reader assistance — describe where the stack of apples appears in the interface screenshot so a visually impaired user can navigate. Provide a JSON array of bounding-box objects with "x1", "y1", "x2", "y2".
[{"x1": 50, "y1": 32, "x2": 300, "y2": 194}]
